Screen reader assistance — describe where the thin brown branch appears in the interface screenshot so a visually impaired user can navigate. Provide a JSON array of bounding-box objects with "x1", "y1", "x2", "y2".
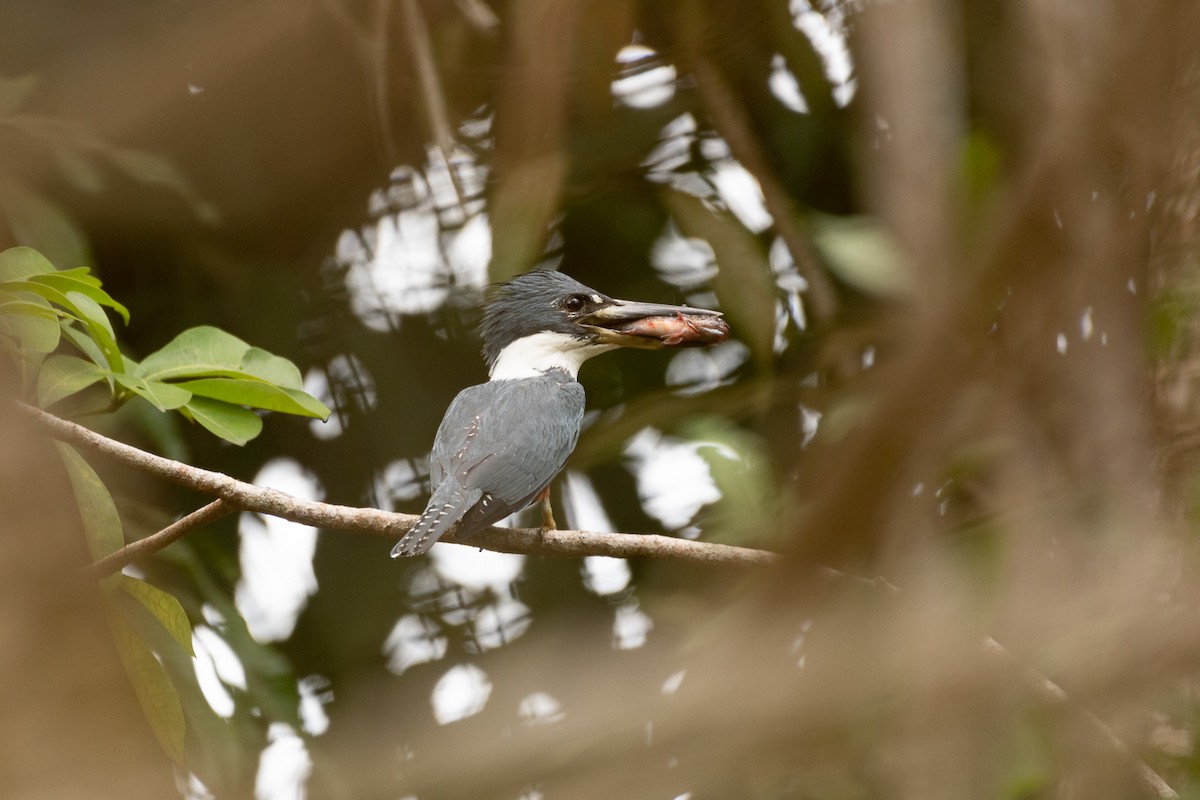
[
  {"x1": 399, "y1": 0, "x2": 468, "y2": 205},
  {"x1": 21, "y1": 403, "x2": 780, "y2": 568},
  {"x1": 83, "y1": 499, "x2": 234, "y2": 580}
]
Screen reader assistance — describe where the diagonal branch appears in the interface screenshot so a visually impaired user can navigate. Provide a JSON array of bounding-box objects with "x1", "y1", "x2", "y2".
[
  {"x1": 981, "y1": 637, "x2": 1179, "y2": 800},
  {"x1": 83, "y1": 499, "x2": 234, "y2": 580},
  {"x1": 691, "y1": 56, "x2": 839, "y2": 326},
  {"x1": 20, "y1": 403, "x2": 780, "y2": 568}
]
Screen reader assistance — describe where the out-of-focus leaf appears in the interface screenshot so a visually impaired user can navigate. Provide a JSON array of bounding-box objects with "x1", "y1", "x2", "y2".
[
  {"x1": 663, "y1": 188, "x2": 777, "y2": 371},
  {"x1": 959, "y1": 130, "x2": 1002, "y2": 209},
  {"x1": 0, "y1": 74, "x2": 38, "y2": 115},
  {"x1": 182, "y1": 397, "x2": 263, "y2": 445},
  {"x1": 55, "y1": 442, "x2": 124, "y2": 561},
  {"x1": 120, "y1": 575, "x2": 195, "y2": 656},
  {"x1": 0, "y1": 183, "x2": 91, "y2": 269},
  {"x1": 137, "y1": 326, "x2": 252, "y2": 382},
  {"x1": 105, "y1": 148, "x2": 220, "y2": 225},
  {"x1": 107, "y1": 608, "x2": 186, "y2": 764},
  {"x1": 171, "y1": 548, "x2": 305, "y2": 732},
  {"x1": 240, "y1": 347, "x2": 303, "y2": 390},
  {"x1": 679, "y1": 416, "x2": 780, "y2": 545},
  {"x1": 810, "y1": 213, "x2": 909, "y2": 297},
  {"x1": 113, "y1": 374, "x2": 192, "y2": 411},
  {"x1": 489, "y1": 153, "x2": 569, "y2": 282},
  {"x1": 177, "y1": 377, "x2": 329, "y2": 419},
  {"x1": 0, "y1": 245, "x2": 57, "y2": 280},
  {"x1": 37, "y1": 354, "x2": 108, "y2": 406},
  {"x1": 1151, "y1": 287, "x2": 1196, "y2": 361},
  {"x1": 53, "y1": 148, "x2": 107, "y2": 194},
  {"x1": 31, "y1": 271, "x2": 130, "y2": 323}
]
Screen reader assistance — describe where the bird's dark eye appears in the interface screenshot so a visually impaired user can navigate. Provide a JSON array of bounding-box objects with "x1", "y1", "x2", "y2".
[{"x1": 563, "y1": 294, "x2": 587, "y2": 313}]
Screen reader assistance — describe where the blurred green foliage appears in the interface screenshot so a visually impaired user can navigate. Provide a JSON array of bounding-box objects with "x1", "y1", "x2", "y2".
[{"x1": 1, "y1": 245, "x2": 329, "y2": 767}]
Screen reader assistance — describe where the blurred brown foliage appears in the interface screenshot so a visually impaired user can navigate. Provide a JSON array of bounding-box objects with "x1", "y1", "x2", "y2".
[{"x1": 4, "y1": 1, "x2": 1200, "y2": 798}]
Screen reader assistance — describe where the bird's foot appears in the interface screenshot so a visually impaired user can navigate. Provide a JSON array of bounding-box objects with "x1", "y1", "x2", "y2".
[{"x1": 538, "y1": 489, "x2": 558, "y2": 532}]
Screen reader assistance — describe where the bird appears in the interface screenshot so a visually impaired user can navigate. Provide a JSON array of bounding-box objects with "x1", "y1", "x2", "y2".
[{"x1": 391, "y1": 269, "x2": 726, "y2": 557}]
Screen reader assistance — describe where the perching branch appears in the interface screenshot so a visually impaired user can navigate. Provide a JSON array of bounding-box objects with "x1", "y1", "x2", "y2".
[{"x1": 20, "y1": 403, "x2": 780, "y2": 571}]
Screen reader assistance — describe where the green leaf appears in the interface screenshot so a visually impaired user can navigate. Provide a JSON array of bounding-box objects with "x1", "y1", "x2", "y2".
[
  {"x1": 120, "y1": 576, "x2": 194, "y2": 656},
  {"x1": 113, "y1": 374, "x2": 192, "y2": 411},
  {"x1": 55, "y1": 442, "x2": 124, "y2": 560},
  {"x1": 0, "y1": 292, "x2": 58, "y2": 318},
  {"x1": 37, "y1": 354, "x2": 108, "y2": 406},
  {"x1": 107, "y1": 608, "x2": 186, "y2": 764},
  {"x1": 810, "y1": 214, "x2": 909, "y2": 297},
  {"x1": 137, "y1": 326, "x2": 252, "y2": 382},
  {"x1": 0, "y1": 185, "x2": 92, "y2": 269},
  {"x1": 240, "y1": 347, "x2": 303, "y2": 390},
  {"x1": 64, "y1": 290, "x2": 123, "y2": 371},
  {"x1": 9, "y1": 278, "x2": 125, "y2": 369},
  {"x1": 182, "y1": 397, "x2": 263, "y2": 445},
  {"x1": 0, "y1": 245, "x2": 57, "y2": 280},
  {"x1": 0, "y1": 296, "x2": 61, "y2": 353},
  {"x1": 680, "y1": 416, "x2": 780, "y2": 545},
  {"x1": 31, "y1": 271, "x2": 130, "y2": 324},
  {"x1": 49, "y1": 266, "x2": 102, "y2": 288},
  {"x1": 60, "y1": 322, "x2": 111, "y2": 370},
  {"x1": 178, "y1": 377, "x2": 329, "y2": 419}
]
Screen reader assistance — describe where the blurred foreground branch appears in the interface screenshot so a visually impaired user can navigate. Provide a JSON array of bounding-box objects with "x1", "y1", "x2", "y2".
[
  {"x1": 20, "y1": 404, "x2": 780, "y2": 575},
  {"x1": 981, "y1": 637, "x2": 1178, "y2": 800}
]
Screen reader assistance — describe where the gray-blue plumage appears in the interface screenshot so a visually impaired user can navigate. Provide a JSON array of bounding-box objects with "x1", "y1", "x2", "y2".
[
  {"x1": 391, "y1": 370, "x2": 584, "y2": 556},
  {"x1": 390, "y1": 269, "x2": 724, "y2": 558}
]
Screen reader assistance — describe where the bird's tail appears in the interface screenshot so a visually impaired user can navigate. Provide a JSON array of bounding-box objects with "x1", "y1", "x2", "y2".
[{"x1": 391, "y1": 488, "x2": 480, "y2": 557}]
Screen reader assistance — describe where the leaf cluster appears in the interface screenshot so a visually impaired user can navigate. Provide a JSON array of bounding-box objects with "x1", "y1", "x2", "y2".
[
  {"x1": 1, "y1": 245, "x2": 330, "y2": 764},
  {"x1": 0, "y1": 245, "x2": 329, "y2": 444}
]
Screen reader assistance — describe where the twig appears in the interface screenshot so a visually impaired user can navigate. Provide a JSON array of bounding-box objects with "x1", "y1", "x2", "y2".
[
  {"x1": 400, "y1": 0, "x2": 469, "y2": 205},
  {"x1": 20, "y1": 403, "x2": 781, "y2": 568},
  {"x1": 83, "y1": 499, "x2": 234, "y2": 580}
]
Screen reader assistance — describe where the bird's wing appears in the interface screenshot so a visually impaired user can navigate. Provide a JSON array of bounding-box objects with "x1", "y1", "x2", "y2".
[
  {"x1": 391, "y1": 375, "x2": 585, "y2": 557},
  {"x1": 458, "y1": 377, "x2": 585, "y2": 500}
]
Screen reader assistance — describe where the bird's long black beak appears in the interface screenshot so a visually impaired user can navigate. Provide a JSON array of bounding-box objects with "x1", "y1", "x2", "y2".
[{"x1": 579, "y1": 298, "x2": 728, "y2": 349}]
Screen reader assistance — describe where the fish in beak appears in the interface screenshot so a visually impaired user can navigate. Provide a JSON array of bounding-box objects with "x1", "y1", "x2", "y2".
[{"x1": 579, "y1": 299, "x2": 729, "y2": 349}]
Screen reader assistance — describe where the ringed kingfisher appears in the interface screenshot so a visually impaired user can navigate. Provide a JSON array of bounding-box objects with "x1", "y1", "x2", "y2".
[{"x1": 391, "y1": 269, "x2": 727, "y2": 557}]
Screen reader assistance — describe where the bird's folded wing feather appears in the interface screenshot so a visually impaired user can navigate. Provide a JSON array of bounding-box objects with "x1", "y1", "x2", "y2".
[
  {"x1": 443, "y1": 376, "x2": 585, "y2": 508},
  {"x1": 394, "y1": 375, "x2": 585, "y2": 556}
]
